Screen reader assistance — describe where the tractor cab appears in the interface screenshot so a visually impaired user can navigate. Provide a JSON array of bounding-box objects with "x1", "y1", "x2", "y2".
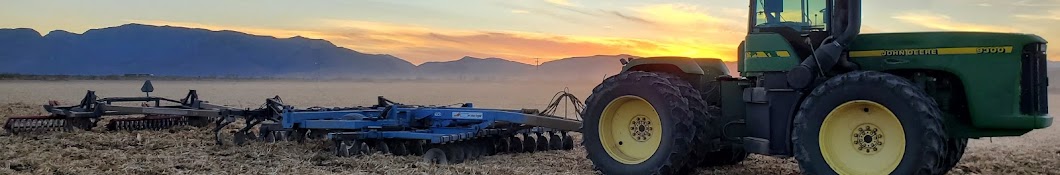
[{"x1": 749, "y1": 0, "x2": 833, "y2": 61}]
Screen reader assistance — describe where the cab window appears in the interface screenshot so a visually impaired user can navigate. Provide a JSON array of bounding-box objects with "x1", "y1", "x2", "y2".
[{"x1": 752, "y1": 0, "x2": 828, "y2": 32}]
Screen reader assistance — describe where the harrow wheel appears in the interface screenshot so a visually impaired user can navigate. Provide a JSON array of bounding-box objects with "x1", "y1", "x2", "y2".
[
  {"x1": 354, "y1": 141, "x2": 371, "y2": 156},
  {"x1": 389, "y1": 140, "x2": 409, "y2": 156},
  {"x1": 267, "y1": 130, "x2": 289, "y2": 142},
  {"x1": 445, "y1": 145, "x2": 466, "y2": 164},
  {"x1": 509, "y1": 136, "x2": 524, "y2": 153},
  {"x1": 289, "y1": 129, "x2": 308, "y2": 143},
  {"x1": 484, "y1": 139, "x2": 498, "y2": 156},
  {"x1": 4, "y1": 116, "x2": 95, "y2": 134},
  {"x1": 523, "y1": 135, "x2": 538, "y2": 153},
  {"x1": 408, "y1": 140, "x2": 427, "y2": 156},
  {"x1": 562, "y1": 134, "x2": 575, "y2": 150},
  {"x1": 536, "y1": 134, "x2": 550, "y2": 151},
  {"x1": 335, "y1": 140, "x2": 353, "y2": 157},
  {"x1": 374, "y1": 141, "x2": 392, "y2": 155},
  {"x1": 465, "y1": 142, "x2": 480, "y2": 160},
  {"x1": 259, "y1": 127, "x2": 276, "y2": 143},
  {"x1": 548, "y1": 133, "x2": 563, "y2": 150},
  {"x1": 496, "y1": 137, "x2": 511, "y2": 154},
  {"x1": 263, "y1": 132, "x2": 277, "y2": 143},
  {"x1": 423, "y1": 147, "x2": 449, "y2": 164},
  {"x1": 233, "y1": 131, "x2": 250, "y2": 146}
]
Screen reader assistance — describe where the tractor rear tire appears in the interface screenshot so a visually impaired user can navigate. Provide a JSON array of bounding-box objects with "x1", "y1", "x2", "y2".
[
  {"x1": 939, "y1": 138, "x2": 968, "y2": 174},
  {"x1": 662, "y1": 74, "x2": 719, "y2": 172},
  {"x1": 793, "y1": 71, "x2": 946, "y2": 175},
  {"x1": 583, "y1": 71, "x2": 697, "y2": 175}
]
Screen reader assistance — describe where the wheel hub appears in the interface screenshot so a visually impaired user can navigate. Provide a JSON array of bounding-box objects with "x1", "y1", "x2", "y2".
[
  {"x1": 852, "y1": 123, "x2": 884, "y2": 154},
  {"x1": 819, "y1": 100, "x2": 906, "y2": 174},
  {"x1": 629, "y1": 115, "x2": 653, "y2": 142},
  {"x1": 598, "y1": 95, "x2": 663, "y2": 164}
]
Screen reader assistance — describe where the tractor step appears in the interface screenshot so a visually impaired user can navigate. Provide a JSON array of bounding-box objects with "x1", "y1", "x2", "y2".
[{"x1": 3, "y1": 115, "x2": 94, "y2": 134}]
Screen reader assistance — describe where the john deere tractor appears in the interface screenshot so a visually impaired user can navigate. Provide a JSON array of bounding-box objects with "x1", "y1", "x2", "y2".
[{"x1": 582, "y1": 0, "x2": 1051, "y2": 174}]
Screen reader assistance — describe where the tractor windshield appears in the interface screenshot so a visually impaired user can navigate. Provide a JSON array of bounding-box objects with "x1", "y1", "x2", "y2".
[{"x1": 752, "y1": 0, "x2": 828, "y2": 32}]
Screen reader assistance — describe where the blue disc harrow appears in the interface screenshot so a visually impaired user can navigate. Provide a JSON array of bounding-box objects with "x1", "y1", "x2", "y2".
[{"x1": 3, "y1": 81, "x2": 584, "y2": 164}]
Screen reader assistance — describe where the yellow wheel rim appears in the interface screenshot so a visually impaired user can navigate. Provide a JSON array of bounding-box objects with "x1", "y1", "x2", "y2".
[
  {"x1": 820, "y1": 100, "x2": 906, "y2": 175},
  {"x1": 599, "y1": 95, "x2": 662, "y2": 164}
]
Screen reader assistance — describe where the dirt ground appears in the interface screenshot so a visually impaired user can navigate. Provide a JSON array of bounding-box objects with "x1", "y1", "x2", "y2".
[{"x1": 0, "y1": 80, "x2": 1058, "y2": 175}]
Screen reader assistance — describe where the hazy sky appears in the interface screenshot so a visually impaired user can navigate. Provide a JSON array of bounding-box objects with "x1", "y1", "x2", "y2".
[{"x1": 2, "y1": 0, "x2": 1058, "y2": 64}]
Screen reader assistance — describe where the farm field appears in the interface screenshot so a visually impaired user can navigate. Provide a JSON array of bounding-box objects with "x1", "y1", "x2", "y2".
[{"x1": 0, "y1": 80, "x2": 1058, "y2": 174}]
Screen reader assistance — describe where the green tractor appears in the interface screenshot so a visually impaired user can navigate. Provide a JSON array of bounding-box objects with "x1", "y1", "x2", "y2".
[{"x1": 581, "y1": 0, "x2": 1050, "y2": 174}]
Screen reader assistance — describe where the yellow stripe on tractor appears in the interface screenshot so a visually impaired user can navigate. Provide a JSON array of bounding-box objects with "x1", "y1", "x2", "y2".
[{"x1": 849, "y1": 46, "x2": 1014, "y2": 58}]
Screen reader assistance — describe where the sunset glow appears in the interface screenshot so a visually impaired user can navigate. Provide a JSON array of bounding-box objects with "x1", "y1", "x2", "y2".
[{"x1": 3, "y1": 0, "x2": 1058, "y2": 64}]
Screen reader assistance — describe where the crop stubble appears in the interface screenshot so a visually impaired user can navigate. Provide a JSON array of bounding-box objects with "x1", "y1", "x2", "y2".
[{"x1": 0, "y1": 80, "x2": 1056, "y2": 175}]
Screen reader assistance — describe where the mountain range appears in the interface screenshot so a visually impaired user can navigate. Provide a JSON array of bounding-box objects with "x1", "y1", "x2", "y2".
[
  {"x1": 3, "y1": 23, "x2": 1053, "y2": 81},
  {"x1": 0, "y1": 24, "x2": 628, "y2": 80}
]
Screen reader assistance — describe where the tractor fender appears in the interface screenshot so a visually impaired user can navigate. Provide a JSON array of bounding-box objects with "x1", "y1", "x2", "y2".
[{"x1": 622, "y1": 57, "x2": 705, "y2": 75}]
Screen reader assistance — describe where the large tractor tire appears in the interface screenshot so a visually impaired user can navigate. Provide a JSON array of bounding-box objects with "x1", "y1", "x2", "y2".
[
  {"x1": 663, "y1": 74, "x2": 720, "y2": 172},
  {"x1": 939, "y1": 138, "x2": 968, "y2": 174},
  {"x1": 583, "y1": 71, "x2": 697, "y2": 175},
  {"x1": 793, "y1": 71, "x2": 946, "y2": 175}
]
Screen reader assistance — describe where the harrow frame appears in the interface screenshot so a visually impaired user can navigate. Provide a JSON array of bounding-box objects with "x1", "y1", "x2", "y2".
[{"x1": 5, "y1": 81, "x2": 585, "y2": 164}]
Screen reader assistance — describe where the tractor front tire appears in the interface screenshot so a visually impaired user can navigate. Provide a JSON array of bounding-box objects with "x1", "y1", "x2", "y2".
[
  {"x1": 793, "y1": 71, "x2": 946, "y2": 175},
  {"x1": 583, "y1": 71, "x2": 696, "y2": 175},
  {"x1": 939, "y1": 138, "x2": 968, "y2": 174}
]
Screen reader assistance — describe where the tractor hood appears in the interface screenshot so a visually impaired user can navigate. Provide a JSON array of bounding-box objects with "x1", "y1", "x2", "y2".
[{"x1": 849, "y1": 32, "x2": 1047, "y2": 51}]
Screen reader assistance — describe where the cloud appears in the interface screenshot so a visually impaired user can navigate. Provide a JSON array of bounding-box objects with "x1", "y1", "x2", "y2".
[
  {"x1": 1014, "y1": 10, "x2": 1060, "y2": 20},
  {"x1": 545, "y1": 0, "x2": 577, "y2": 7},
  {"x1": 608, "y1": 11, "x2": 654, "y2": 24},
  {"x1": 132, "y1": 19, "x2": 739, "y2": 64},
  {"x1": 892, "y1": 12, "x2": 1018, "y2": 32},
  {"x1": 126, "y1": 19, "x2": 341, "y2": 39},
  {"x1": 511, "y1": 9, "x2": 531, "y2": 14},
  {"x1": 1013, "y1": 0, "x2": 1060, "y2": 7},
  {"x1": 632, "y1": 4, "x2": 745, "y2": 34}
]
